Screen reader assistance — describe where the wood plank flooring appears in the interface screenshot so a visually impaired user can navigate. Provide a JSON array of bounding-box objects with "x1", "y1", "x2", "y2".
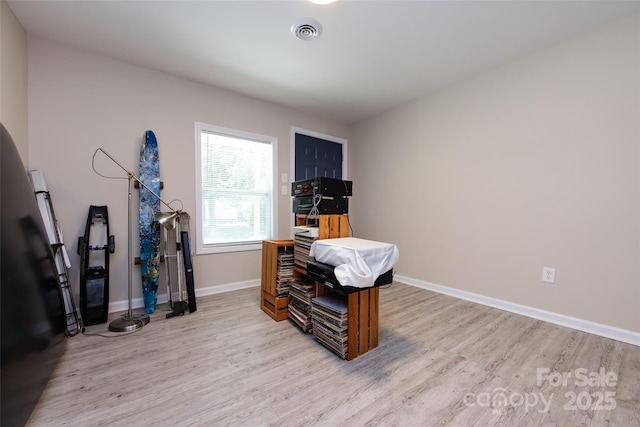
[{"x1": 26, "y1": 283, "x2": 640, "y2": 426}]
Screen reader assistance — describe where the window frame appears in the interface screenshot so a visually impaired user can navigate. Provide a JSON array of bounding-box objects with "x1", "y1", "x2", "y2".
[{"x1": 194, "y1": 122, "x2": 277, "y2": 254}]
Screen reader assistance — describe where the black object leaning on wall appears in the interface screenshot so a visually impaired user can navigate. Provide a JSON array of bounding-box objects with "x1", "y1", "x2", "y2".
[{"x1": 1, "y1": 123, "x2": 67, "y2": 427}]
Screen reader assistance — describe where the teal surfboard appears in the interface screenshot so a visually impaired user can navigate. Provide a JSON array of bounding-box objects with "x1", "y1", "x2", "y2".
[{"x1": 139, "y1": 130, "x2": 161, "y2": 313}]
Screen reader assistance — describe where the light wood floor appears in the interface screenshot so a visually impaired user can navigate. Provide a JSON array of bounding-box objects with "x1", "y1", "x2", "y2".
[{"x1": 27, "y1": 283, "x2": 639, "y2": 426}]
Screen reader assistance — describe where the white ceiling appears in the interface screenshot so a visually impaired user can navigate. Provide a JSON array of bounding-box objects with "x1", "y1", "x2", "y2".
[{"x1": 7, "y1": 0, "x2": 640, "y2": 125}]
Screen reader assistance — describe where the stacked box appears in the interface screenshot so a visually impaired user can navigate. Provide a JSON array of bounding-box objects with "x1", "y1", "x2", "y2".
[
  {"x1": 276, "y1": 251, "x2": 294, "y2": 297},
  {"x1": 311, "y1": 294, "x2": 349, "y2": 359},
  {"x1": 288, "y1": 275, "x2": 315, "y2": 332},
  {"x1": 293, "y1": 233, "x2": 315, "y2": 270}
]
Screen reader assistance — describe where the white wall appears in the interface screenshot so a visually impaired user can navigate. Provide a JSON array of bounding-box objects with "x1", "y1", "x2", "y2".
[
  {"x1": 22, "y1": 11, "x2": 640, "y2": 342},
  {"x1": 0, "y1": 0, "x2": 28, "y2": 163},
  {"x1": 27, "y1": 37, "x2": 349, "y2": 306},
  {"x1": 351, "y1": 15, "x2": 639, "y2": 335}
]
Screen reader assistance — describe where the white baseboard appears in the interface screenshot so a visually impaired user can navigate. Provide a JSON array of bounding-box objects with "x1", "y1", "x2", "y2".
[
  {"x1": 108, "y1": 275, "x2": 638, "y2": 347},
  {"x1": 108, "y1": 279, "x2": 260, "y2": 314},
  {"x1": 194, "y1": 279, "x2": 260, "y2": 297},
  {"x1": 108, "y1": 293, "x2": 169, "y2": 313},
  {"x1": 394, "y1": 274, "x2": 640, "y2": 347}
]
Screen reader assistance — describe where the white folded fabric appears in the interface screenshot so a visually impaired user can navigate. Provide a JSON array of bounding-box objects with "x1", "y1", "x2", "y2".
[{"x1": 309, "y1": 237, "x2": 399, "y2": 288}]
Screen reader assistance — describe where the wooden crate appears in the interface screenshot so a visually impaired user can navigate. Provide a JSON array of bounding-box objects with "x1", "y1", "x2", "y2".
[
  {"x1": 295, "y1": 214, "x2": 349, "y2": 240},
  {"x1": 260, "y1": 239, "x2": 294, "y2": 321},
  {"x1": 260, "y1": 290, "x2": 289, "y2": 321},
  {"x1": 347, "y1": 287, "x2": 379, "y2": 360},
  {"x1": 315, "y1": 284, "x2": 380, "y2": 360}
]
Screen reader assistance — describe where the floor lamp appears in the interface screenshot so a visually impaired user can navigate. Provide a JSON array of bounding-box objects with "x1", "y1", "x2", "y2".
[{"x1": 93, "y1": 148, "x2": 180, "y2": 332}]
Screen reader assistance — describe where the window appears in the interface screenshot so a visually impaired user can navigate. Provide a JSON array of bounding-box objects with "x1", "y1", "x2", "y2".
[{"x1": 195, "y1": 122, "x2": 276, "y2": 254}]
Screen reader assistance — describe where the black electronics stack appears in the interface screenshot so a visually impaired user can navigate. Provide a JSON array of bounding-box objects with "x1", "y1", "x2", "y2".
[{"x1": 291, "y1": 177, "x2": 352, "y2": 215}]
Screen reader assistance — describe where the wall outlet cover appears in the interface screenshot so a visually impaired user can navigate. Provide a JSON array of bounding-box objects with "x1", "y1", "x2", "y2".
[{"x1": 542, "y1": 267, "x2": 555, "y2": 283}]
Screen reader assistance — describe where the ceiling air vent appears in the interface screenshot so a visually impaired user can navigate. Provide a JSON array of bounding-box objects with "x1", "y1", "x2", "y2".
[{"x1": 291, "y1": 18, "x2": 322, "y2": 41}]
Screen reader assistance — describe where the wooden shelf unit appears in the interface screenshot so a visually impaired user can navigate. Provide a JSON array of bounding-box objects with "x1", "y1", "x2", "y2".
[
  {"x1": 315, "y1": 278, "x2": 380, "y2": 360},
  {"x1": 260, "y1": 214, "x2": 381, "y2": 359},
  {"x1": 294, "y1": 214, "x2": 380, "y2": 361},
  {"x1": 260, "y1": 239, "x2": 294, "y2": 321}
]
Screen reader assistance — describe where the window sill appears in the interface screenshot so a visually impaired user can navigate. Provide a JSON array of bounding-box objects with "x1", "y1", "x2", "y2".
[{"x1": 196, "y1": 242, "x2": 262, "y2": 255}]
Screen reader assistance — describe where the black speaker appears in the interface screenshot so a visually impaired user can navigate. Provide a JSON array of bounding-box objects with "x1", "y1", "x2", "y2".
[
  {"x1": 1, "y1": 123, "x2": 67, "y2": 427},
  {"x1": 83, "y1": 266, "x2": 108, "y2": 325},
  {"x1": 78, "y1": 205, "x2": 112, "y2": 326}
]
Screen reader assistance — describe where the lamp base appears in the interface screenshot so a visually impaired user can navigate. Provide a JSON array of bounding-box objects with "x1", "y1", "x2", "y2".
[{"x1": 108, "y1": 313, "x2": 150, "y2": 332}]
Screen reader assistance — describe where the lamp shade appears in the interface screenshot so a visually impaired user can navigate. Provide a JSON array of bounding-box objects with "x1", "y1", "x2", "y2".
[{"x1": 155, "y1": 211, "x2": 179, "y2": 230}]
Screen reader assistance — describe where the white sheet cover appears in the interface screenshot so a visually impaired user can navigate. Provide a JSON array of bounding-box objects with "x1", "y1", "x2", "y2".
[{"x1": 309, "y1": 237, "x2": 399, "y2": 288}]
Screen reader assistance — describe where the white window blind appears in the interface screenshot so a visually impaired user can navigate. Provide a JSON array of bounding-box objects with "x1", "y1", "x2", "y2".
[{"x1": 195, "y1": 123, "x2": 276, "y2": 254}]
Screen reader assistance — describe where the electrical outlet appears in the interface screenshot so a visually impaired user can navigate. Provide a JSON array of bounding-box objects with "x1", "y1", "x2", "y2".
[{"x1": 542, "y1": 267, "x2": 555, "y2": 284}]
